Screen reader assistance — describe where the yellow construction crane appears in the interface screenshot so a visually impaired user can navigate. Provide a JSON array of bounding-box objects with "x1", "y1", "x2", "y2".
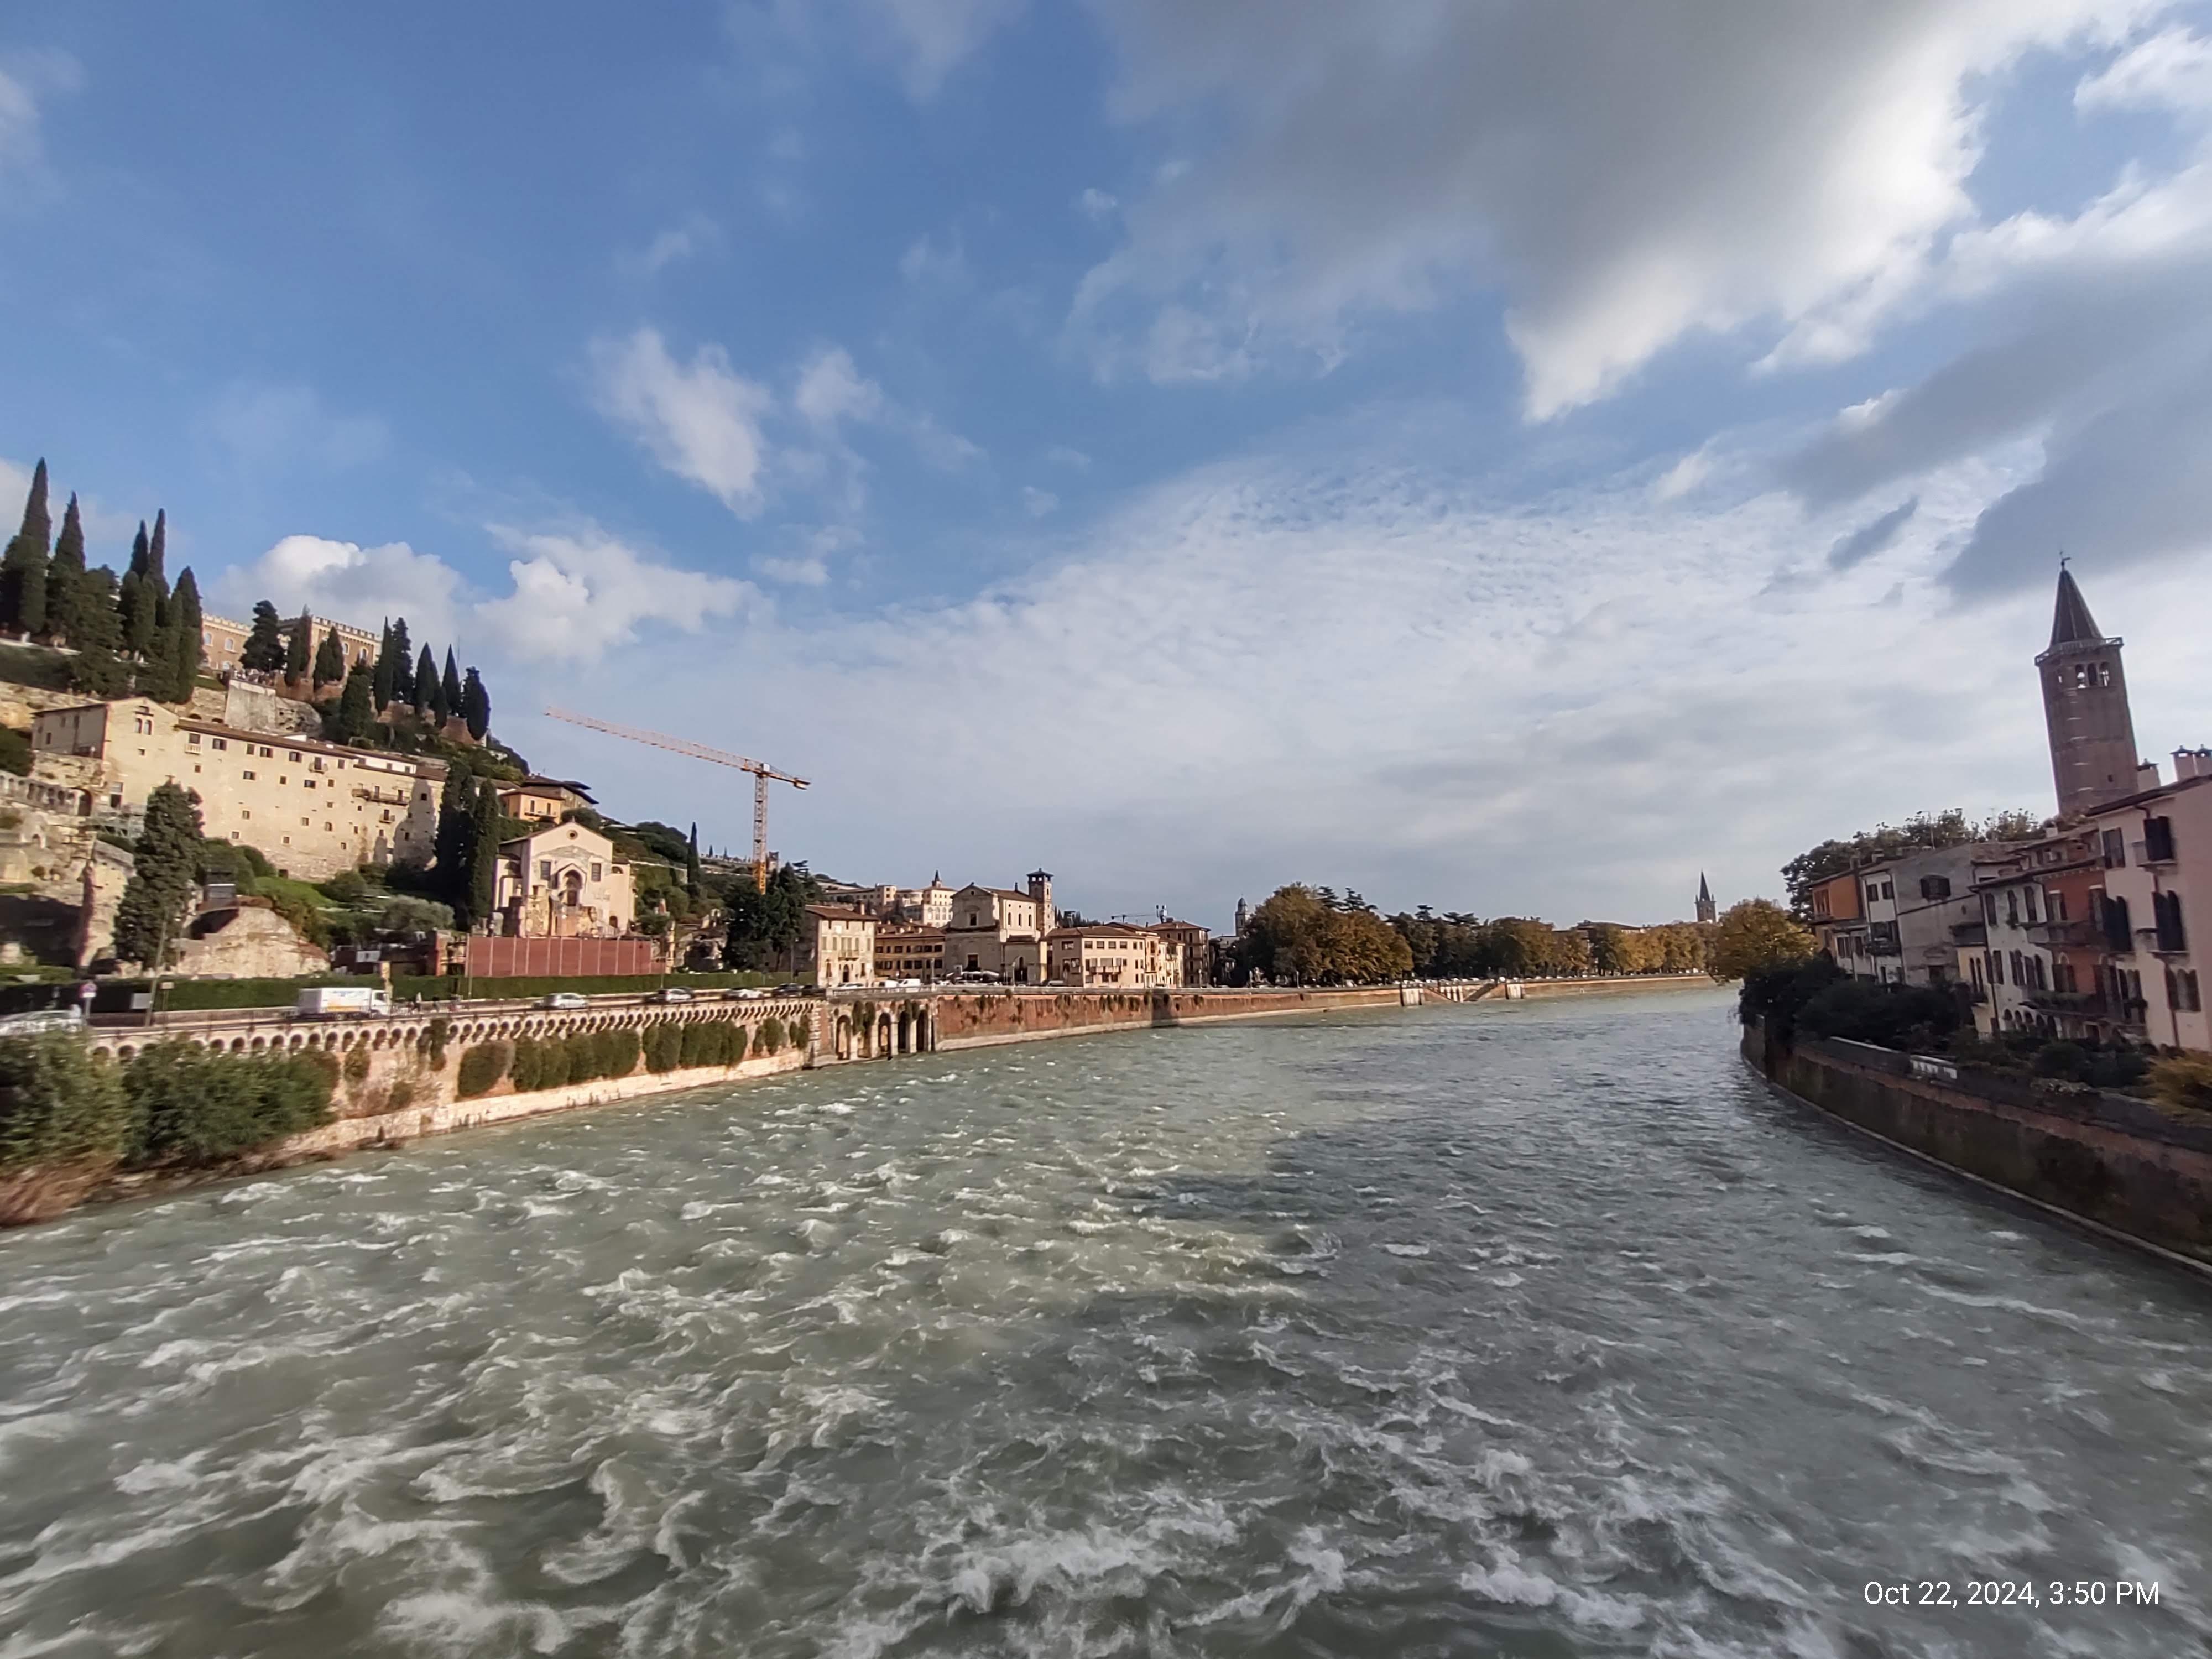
[{"x1": 542, "y1": 706, "x2": 809, "y2": 892}]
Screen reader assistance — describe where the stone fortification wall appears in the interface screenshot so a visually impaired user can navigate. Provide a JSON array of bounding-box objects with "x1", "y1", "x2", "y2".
[{"x1": 1744, "y1": 1022, "x2": 2212, "y2": 1270}]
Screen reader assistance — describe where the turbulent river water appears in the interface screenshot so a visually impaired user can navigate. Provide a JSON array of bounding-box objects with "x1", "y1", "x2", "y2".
[{"x1": 3, "y1": 990, "x2": 2211, "y2": 1658}]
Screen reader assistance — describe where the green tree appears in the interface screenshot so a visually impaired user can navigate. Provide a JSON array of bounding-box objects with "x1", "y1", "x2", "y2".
[
  {"x1": 466, "y1": 775, "x2": 501, "y2": 928},
  {"x1": 67, "y1": 567, "x2": 132, "y2": 696},
  {"x1": 333, "y1": 660, "x2": 375, "y2": 743},
  {"x1": 372, "y1": 619, "x2": 397, "y2": 708},
  {"x1": 726, "y1": 863, "x2": 820, "y2": 968},
  {"x1": 1780, "y1": 809, "x2": 2045, "y2": 919},
  {"x1": 461, "y1": 666, "x2": 490, "y2": 740},
  {"x1": 1240, "y1": 885, "x2": 1414, "y2": 984},
  {"x1": 146, "y1": 508, "x2": 168, "y2": 587},
  {"x1": 0, "y1": 1034, "x2": 131, "y2": 1174},
  {"x1": 240, "y1": 599, "x2": 288, "y2": 673},
  {"x1": 384, "y1": 617, "x2": 413, "y2": 706},
  {"x1": 43, "y1": 492, "x2": 87, "y2": 645},
  {"x1": 1708, "y1": 899, "x2": 1816, "y2": 983},
  {"x1": 686, "y1": 821, "x2": 702, "y2": 902},
  {"x1": 440, "y1": 648, "x2": 462, "y2": 718},
  {"x1": 413, "y1": 644, "x2": 439, "y2": 721},
  {"x1": 312, "y1": 626, "x2": 345, "y2": 691},
  {"x1": 118, "y1": 521, "x2": 167, "y2": 660},
  {"x1": 163, "y1": 567, "x2": 204, "y2": 701},
  {"x1": 125, "y1": 1042, "x2": 334, "y2": 1166},
  {"x1": 285, "y1": 608, "x2": 314, "y2": 680},
  {"x1": 432, "y1": 763, "x2": 474, "y2": 907},
  {"x1": 112, "y1": 782, "x2": 204, "y2": 968},
  {"x1": 0, "y1": 457, "x2": 51, "y2": 637}
]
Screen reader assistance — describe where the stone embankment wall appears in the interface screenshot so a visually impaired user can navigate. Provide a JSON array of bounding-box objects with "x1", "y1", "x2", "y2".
[
  {"x1": 1744, "y1": 1021, "x2": 2212, "y2": 1269},
  {"x1": 920, "y1": 985, "x2": 1407, "y2": 1052}
]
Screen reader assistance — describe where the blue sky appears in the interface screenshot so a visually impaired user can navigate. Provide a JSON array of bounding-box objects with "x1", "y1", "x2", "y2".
[{"x1": 4, "y1": 1, "x2": 2211, "y2": 927}]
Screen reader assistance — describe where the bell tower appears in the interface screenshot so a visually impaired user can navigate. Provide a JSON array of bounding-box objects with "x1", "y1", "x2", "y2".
[
  {"x1": 1695, "y1": 873, "x2": 1716, "y2": 925},
  {"x1": 2036, "y1": 564, "x2": 2139, "y2": 816}
]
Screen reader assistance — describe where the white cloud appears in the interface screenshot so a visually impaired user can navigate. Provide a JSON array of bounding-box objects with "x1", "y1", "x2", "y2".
[
  {"x1": 756, "y1": 554, "x2": 830, "y2": 586},
  {"x1": 1076, "y1": 187, "x2": 1118, "y2": 223},
  {"x1": 836, "y1": 0, "x2": 1025, "y2": 98},
  {"x1": 589, "y1": 327, "x2": 774, "y2": 515},
  {"x1": 214, "y1": 535, "x2": 465, "y2": 641},
  {"x1": 1651, "y1": 448, "x2": 1713, "y2": 502},
  {"x1": 476, "y1": 522, "x2": 752, "y2": 663},
  {"x1": 618, "y1": 212, "x2": 722, "y2": 278},
  {"x1": 0, "y1": 50, "x2": 80, "y2": 196},
  {"x1": 898, "y1": 230, "x2": 969, "y2": 286},
  {"x1": 1021, "y1": 486, "x2": 1058, "y2": 518},
  {"x1": 593, "y1": 432, "x2": 2212, "y2": 927},
  {"x1": 792, "y1": 346, "x2": 885, "y2": 429},
  {"x1": 1075, "y1": 2, "x2": 2165, "y2": 412},
  {"x1": 2078, "y1": 25, "x2": 2212, "y2": 116},
  {"x1": 1046, "y1": 445, "x2": 1093, "y2": 471},
  {"x1": 205, "y1": 384, "x2": 389, "y2": 474}
]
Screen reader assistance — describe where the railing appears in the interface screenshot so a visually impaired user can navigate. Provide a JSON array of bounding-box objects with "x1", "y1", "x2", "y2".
[{"x1": 2023, "y1": 919, "x2": 2094, "y2": 948}]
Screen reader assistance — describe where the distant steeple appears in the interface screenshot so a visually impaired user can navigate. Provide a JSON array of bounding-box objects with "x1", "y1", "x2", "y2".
[
  {"x1": 2049, "y1": 561, "x2": 2103, "y2": 650},
  {"x1": 1695, "y1": 873, "x2": 1716, "y2": 925}
]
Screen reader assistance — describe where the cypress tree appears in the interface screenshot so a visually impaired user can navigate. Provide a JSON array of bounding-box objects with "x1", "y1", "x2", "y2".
[
  {"x1": 142, "y1": 587, "x2": 175, "y2": 700},
  {"x1": 112, "y1": 782, "x2": 203, "y2": 968},
  {"x1": 440, "y1": 649, "x2": 462, "y2": 721},
  {"x1": 460, "y1": 666, "x2": 490, "y2": 740},
  {"x1": 312, "y1": 627, "x2": 345, "y2": 691},
  {"x1": 44, "y1": 493, "x2": 87, "y2": 645},
  {"x1": 118, "y1": 523, "x2": 158, "y2": 659},
  {"x1": 372, "y1": 619, "x2": 397, "y2": 709},
  {"x1": 466, "y1": 775, "x2": 501, "y2": 930},
  {"x1": 385, "y1": 618, "x2": 413, "y2": 707},
  {"x1": 432, "y1": 763, "x2": 473, "y2": 907},
  {"x1": 414, "y1": 644, "x2": 439, "y2": 722},
  {"x1": 285, "y1": 609, "x2": 313, "y2": 681},
  {"x1": 67, "y1": 568, "x2": 131, "y2": 697},
  {"x1": 167, "y1": 568, "x2": 204, "y2": 701},
  {"x1": 686, "y1": 822, "x2": 702, "y2": 901},
  {"x1": 240, "y1": 600, "x2": 287, "y2": 673},
  {"x1": 334, "y1": 661, "x2": 374, "y2": 744},
  {"x1": 146, "y1": 509, "x2": 167, "y2": 586},
  {"x1": 0, "y1": 458, "x2": 52, "y2": 637}
]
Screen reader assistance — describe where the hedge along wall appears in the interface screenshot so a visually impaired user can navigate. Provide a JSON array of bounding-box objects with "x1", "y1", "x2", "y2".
[
  {"x1": 393, "y1": 970, "x2": 787, "y2": 1000},
  {"x1": 93, "y1": 969, "x2": 791, "y2": 1013}
]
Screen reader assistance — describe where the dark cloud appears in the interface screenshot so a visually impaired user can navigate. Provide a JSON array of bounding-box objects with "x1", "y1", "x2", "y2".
[{"x1": 1828, "y1": 496, "x2": 1919, "y2": 571}]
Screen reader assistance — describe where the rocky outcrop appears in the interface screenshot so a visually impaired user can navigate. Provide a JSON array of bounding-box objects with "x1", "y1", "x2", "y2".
[{"x1": 173, "y1": 904, "x2": 330, "y2": 979}]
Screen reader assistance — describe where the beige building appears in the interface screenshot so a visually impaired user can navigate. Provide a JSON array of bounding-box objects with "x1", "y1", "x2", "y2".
[
  {"x1": 30, "y1": 696, "x2": 441, "y2": 880},
  {"x1": 1048, "y1": 923, "x2": 1177, "y2": 988},
  {"x1": 492, "y1": 821, "x2": 634, "y2": 938},
  {"x1": 876, "y1": 922, "x2": 945, "y2": 982},
  {"x1": 911, "y1": 875, "x2": 955, "y2": 927},
  {"x1": 802, "y1": 905, "x2": 877, "y2": 987},
  {"x1": 497, "y1": 776, "x2": 596, "y2": 824},
  {"x1": 1150, "y1": 919, "x2": 1210, "y2": 987},
  {"x1": 943, "y1": 873, "x2": 1055, "y2": 982},
  {"x1": 202, "y1": 613, "x2": 378, "y2": 680}
]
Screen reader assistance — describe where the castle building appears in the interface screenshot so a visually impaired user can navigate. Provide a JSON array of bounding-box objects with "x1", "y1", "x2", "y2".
[
  {"x1": 1695, "y1": 874, "x2": 1716, "y2": 925},
  {"x1": 2038, "y1": 566, "x2": 2141, "y2": 817},
  {"x1": 200, "y1": 612, "x2": 379, "y2": 679}
]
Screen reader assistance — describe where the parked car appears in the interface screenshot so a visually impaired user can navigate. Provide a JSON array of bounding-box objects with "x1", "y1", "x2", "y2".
[
  {"x1": 541, "y1": 991, "x2": 590, "y2": 1010},
  {"x1": 722, "y1": 987, "x2": 768, "y2": 1001},
  {"x1": 774, "y1": 983, "x2": 807, "y2": 996},
  {"x1": 652, "y1": 986, "x2": 696, "y2": 1004}
]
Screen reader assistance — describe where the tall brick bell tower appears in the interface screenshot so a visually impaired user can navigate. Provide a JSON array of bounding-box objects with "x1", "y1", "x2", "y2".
[{"x1": 2037, "y1": 564, "x2": 2140, "y2": 817}]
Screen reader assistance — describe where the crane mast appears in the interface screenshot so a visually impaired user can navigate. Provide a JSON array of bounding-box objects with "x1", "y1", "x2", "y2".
[{"x1": 542, "y1": 706, "x2": 809, "y2": 892}]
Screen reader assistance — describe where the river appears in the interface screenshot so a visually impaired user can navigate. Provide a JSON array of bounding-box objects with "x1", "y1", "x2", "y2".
[{"x1": 2, "y1": 989, "x2": 2208, "y2": 1657}]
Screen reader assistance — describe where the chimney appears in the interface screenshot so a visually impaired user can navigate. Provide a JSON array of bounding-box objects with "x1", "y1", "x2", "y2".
[
  {"x1": 2137, "y1": 759, "x2": 2161, "y2": 791},
  {"x1": 2174, "y1": 747, "x2": 2212, "y2": 782}
]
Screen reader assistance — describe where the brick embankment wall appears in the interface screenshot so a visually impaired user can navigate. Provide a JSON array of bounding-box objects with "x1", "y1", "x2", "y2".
[
  {"x1": 925, "y1": 986, "x2": 1406, "y2": 1051},
  {"x1": 1513, "y1": 973, "x2": 1716, "y2": 1000},
  {"x1": 1743, "y1": 1021, "x2": 2212, "y2": 1271}
]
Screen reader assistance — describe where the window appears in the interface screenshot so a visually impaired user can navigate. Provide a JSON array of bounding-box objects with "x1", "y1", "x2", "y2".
[
  {"x1": 241, "y1": 810, "x2": 250, "y2": 820},
  {"x1": 2099, "y1": 663, "x2": 2111, "y2": 687},
  {"x1": 2144, "y1": 816, "x2": 2177, "y2": 863},
  {"x1": 1982, "y1": 892, "x2": 1997, "y2": 924},
  {"x1": 2103, "y1": 828, "x2": 2126, "y2": 869},
  {"x1": 2054, "y1": 960, "x2": 2075, "y2": 994},
  {"x1": 212, "y1": 738, "x2": 227, "y2": 752},
  {"x1": 1919, "y1": 875, "x2": 1952, "y2": 900},
  {"x1": 2101, "y1": 893, "x2": 2133, "y2": 954},
  {"x1": 186, "y1": 732, "x2": 200, "y2": 746},
  {"x1": 591, "y1": 862, "x2": 603, "y2": 881},
  {"x1": 288, "y1": 751, "x2": 301, "y2": 763},
  {"x1": 2025, "y1": 888, "x2": 2039, "y2": 924},
  {"x1": 2172, "y1": 969, "x2": 2203, "y2": 1013},
  {"x1": 538, "y1": 859, "x2": 552, "y2": 880},
  {"x1": 2153, "y1": 890, "x2": 2188, "y2": 953},
  {"x1": 2006, "y1": 891, "x2": 2019, "y2": 926},
  {"x1": 241, "y1": 770, "x2": 255, "y2": 781}
]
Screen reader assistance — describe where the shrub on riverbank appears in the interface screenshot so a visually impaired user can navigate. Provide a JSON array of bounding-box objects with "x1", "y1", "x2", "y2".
[
  {"x1": 680, "y1": 1020, "x2": 744, "y2": 1068},
  {"x1": 757, "y1": 1016, "x2": 785, "y2": 1056},
  {"x1": 456, "y1": 1040, "x2": 509, "y2": 1099},
  {"x1": 123, "y1": 1042, "x2": 334, "y2": 1166},
  {"x1": 0, "y1": 1034, "x2": 130, "y2": 1172},
  {"x1": 1736, "y1": 956, "x2": 1844, "y2": 1045},
  {"x1": 1796, "y1": 978, "x2": 1960, "y2": 1050},
  {"x1": 2147, "y1": 1053, "x2": 2212, "y2": 1116}
]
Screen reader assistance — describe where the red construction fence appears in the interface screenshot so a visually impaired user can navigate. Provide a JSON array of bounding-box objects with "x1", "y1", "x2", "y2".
[{"x1": 461, "y1": 936, "x2": 665, "y2": 979}]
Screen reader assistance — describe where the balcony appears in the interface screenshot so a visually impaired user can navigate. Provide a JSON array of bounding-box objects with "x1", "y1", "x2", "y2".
[
  {"x1": 1950, "y1": 921, "x2": 1988, "y2": 947},
  {"x1": 2022, "y1": 919, "x2": 2094, "y2": 949},
  {"x1": 2026, "y1": 990, "x2": 2111, "y2": 1016},
  {"x1": 353, "y1": 786, "x2": 413, "y2": 806},
  {"x1": 2131, "y1": 839, "x2": 2176, "y2": 868}
]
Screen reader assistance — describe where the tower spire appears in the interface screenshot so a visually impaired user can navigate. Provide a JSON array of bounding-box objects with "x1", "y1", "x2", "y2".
[{"x1": 2036, "y1": 564, "x2": 2137, "y2": 815}]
